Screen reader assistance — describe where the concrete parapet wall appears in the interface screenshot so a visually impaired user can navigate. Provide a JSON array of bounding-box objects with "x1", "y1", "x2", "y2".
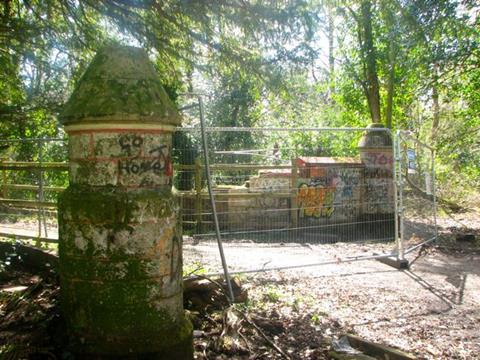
[{"x1": 193, "y1": 152, "x2": 394, "y2": 233}]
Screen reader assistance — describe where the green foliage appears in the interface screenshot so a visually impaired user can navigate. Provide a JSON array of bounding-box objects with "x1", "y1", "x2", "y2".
[
  {"x1": 263, "y1": 286, "x2": 282, "y2": 303},
  {"x1": 182, "y1": 262, "x2": 207, "y2": 277},
  {"x1": 0, "y1": 0, "x2": 478, "y2": 204},
  {"x1": 207, "y1": 70, "x2": 261, "y2": 159}
]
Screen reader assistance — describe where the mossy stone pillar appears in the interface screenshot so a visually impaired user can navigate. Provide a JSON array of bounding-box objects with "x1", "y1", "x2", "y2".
[
  {"x1": 358, "y1": 123, "x2": 395, "y2": 234},
  {"x1": 58, "y1": 45, "x2": 192, "y2": 358}
]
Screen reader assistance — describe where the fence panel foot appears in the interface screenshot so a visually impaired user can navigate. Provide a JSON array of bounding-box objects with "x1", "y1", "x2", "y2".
[{"x1": 376, "y1": 256, "x2": 409, "y2": 269}]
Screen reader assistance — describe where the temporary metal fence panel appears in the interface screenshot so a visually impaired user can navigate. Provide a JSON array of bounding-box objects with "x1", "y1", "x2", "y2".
[
  {"x1": 175, "y1": 126, "x2": 399, "y2": 275},
  {"x1": 396, "y1": 131, "x2": 437, "y2": 255}
]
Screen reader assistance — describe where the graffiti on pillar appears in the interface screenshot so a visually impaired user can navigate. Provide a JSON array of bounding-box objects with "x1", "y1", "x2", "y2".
[
  {"x1": 148, "y1": 146, "x2": 173, "y2": 177},
  {"x1": 362, "y1": 150, "x2": 394, "y2": 213},
  {"x1": 363, "y1": 152, "x2": 393, "y2": 168},
  {"x1": 364, "y1": 179, "x2": 393, "y2": 212},
  {"x1": 117, "y1": 135, "x2": 173, "y2": 178},
  {"x1": 119, "y1": 134, "x2": 143, "y2": 156},
  {"x1": 364, "y1": 167, "x2": 392, "y2": 178}
]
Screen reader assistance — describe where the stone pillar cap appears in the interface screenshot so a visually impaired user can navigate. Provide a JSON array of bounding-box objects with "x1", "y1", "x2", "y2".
[
  {"x1": 59, "y1": 45, "x2": 181, "y2": 127},
  {"x1": 358, "y1": 123, "x2": 392, "y2": 148}
]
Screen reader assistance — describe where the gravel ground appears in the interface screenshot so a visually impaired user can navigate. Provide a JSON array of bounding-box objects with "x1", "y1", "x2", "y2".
[{"x1": 184, "y1": 209, "x2": 480, "y2": 359}]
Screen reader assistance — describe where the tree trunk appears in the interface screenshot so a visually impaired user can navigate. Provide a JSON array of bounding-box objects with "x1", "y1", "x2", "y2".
[
  {"x1": 431, "y1": 64, "x2": 440, "y2": 141},
  {"x1": 385, "y1": 60, "x2": 394, "y2": 128},
  {"x1": 186, "y1": 67, "x2": 194, "y2": 93},
  {"x1": 385, "y1": 26, "x2": 396, "y2": 128},
  {"x1": 360, "y1": 0, "x2": 381, "y2": 123},
  {"x1": 328, "y1": 10, "x2": 335, "y2": 98}
]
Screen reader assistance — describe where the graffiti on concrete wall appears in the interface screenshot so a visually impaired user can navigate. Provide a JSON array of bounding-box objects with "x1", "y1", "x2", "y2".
[
  {"x1": 249, "y1": 176, "x2": 290, "y2": 192},
  {"x1": 334, "y1": 169, "x2": 360, "y2": 200},
  {"x1": 227, "y1": 189, "x2": 290, "y2": 229},
  {"x1": 296, "y1": 167, "x2": 362, "y2": 219},
  {"x1": 297, "y1": 181, "x2": 336, "y2": 218},
  {"x1": 332, "y1": 169, "x2": 362, "y2": 219}
]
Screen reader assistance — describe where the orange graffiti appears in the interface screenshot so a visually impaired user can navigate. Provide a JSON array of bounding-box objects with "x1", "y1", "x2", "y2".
[{"x1": 297, "y1": 184, "x2": 336, "y2": 218}]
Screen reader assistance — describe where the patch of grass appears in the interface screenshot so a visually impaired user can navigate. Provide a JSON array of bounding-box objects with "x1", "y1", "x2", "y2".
[
  {"x1": 309, "y1": 310, "x2": 328, "y2": 324},
  {"x1": 183, "y1": 261, "x2": 207, "y2": 277},
  {"x1": 310, "y1": 313, "x2": 321, "y2": 325},
  {"x1": 233, "y1": 299, "x2": 254, "y2": 312},
  {"x1": 263, "y1": 286, "x2": 281, "y2": 303}
]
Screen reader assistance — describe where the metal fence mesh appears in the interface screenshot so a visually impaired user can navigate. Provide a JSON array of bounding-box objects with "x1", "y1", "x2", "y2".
[
  {"x1": 177, "y1": 127, "x2": 397, "y2": 274},
  {"x1": 397, "y1": 131, "x2": 437, "y2": 255},
  {"x1": 0, "y1": 127, "x2": 434, "y2": 275}
]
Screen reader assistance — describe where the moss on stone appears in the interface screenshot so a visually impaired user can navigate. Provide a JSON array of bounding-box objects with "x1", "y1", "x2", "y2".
[
  {"x1": 358, "y1": 123, "x2": 392, "y2": 148},
  {"x1": 70, "y1": 314, "x2": 193, "y2": 359},
  {"x1": 58, "y1": 181, "x2": 191, "y2": 358},
  {"x1": 58, "y1": 184, "x2": 176, "y2": 225},
  {"x1": 58, "y1": 44, "x2": 191, "y2": 359},
  {"x1": 73, "y1": 160, "x2": 97, "y2": 183},
  {"x1": 59, "y1": 45, "x2": 181, "y2": 126},
  {"x1": 62, "y1": 280, "x2": 180, "y2": 313},
  {"x1": 59, "y1": 257, "x2": 163, "y2": 282}
]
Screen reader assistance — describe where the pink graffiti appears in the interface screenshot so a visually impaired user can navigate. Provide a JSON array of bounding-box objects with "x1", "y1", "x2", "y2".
[{"x1": 364, "y1": 152, "x2": 393, "y2": 167}]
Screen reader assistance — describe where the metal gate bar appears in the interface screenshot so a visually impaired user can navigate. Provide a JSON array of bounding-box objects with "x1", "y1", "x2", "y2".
[
  {"x1": 185, "y1": 250, "x2": 399, "y2": 279},
  {"x1": 196, "y1": 95, "x2": 235, "y2": 300}
]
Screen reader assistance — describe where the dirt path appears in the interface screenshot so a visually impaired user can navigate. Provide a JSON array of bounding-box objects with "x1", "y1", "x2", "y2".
[
  {"x1": 182, "y1": 233, "x2": 480, "y2": 359},
  {"x1": 185, "y1": 205, "x2": 480, "y2": 359},
  {"x1": 274, "y1": 248, "x2": 480, "y2": 359}
]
